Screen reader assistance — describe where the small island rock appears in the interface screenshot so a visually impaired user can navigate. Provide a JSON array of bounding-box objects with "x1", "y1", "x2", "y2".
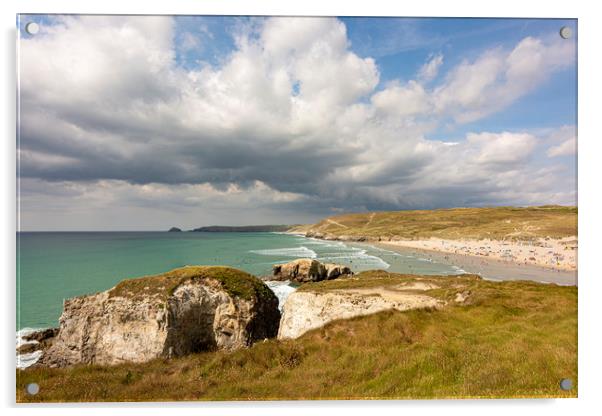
[{"x1": 271, "y1": 259, "x2": 352, "y2": 283}]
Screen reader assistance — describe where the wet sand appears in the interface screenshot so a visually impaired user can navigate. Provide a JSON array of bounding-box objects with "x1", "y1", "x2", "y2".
[{"x1": 373, "y1": 242, "x2": 577, "y2": 286}]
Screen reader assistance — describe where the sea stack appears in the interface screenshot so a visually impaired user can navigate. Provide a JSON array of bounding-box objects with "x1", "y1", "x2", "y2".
[{"x1": 271, "y1": 259, "x2": 352, "y2": 283}]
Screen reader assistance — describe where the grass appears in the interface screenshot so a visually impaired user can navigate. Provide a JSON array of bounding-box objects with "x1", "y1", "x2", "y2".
[
  {"x1": 17, "y1": 271, "x2": 577, "y2": 402},
  {"x1": 108, "y1": 266, "x2": 275, "y2": 303},
  {"x1": 296, "y1": 270, "x2": 482, "y2": 296},
  {"x1": 291, "y1": 205, "x2": 577, "y2": 241}
]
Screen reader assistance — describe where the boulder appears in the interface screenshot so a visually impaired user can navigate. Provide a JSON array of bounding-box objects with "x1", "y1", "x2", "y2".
[
  {"x1": 272, "y1": 259, "x2": 352, "y2": 283},
  {"x1": 324, "y1": 263, "x2": 352, "y2": 280},
  {"x1": 22, "y1": 327, "x2": 58, "y2": 343},
  {"x1": 17, "y1": 328, "x2": 59, "y2": 356},
  {"x1": 17, "y1": 343, "x2": 42, "y2": 355},
  {"x1": 38, "y1": 266, "x2": 280, "y2": 367}
]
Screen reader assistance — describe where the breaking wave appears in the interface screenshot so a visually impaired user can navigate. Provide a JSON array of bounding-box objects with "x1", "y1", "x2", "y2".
[
  {"x1": 264, "y1": 281, "x2": 297, "y2": 311},
  {"x1": 16, "y1": 327, "x2": 43, "y2": 369},
  {"x1": 249, "y1": 246, "x2": 317, "y2": 258},
  {"x1": 317, "y1": 247, "x2": 390, "y2": 270}
]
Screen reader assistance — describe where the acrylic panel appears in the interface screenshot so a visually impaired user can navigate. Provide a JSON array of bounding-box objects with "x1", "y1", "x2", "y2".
[{"x1": 16, "y1": 14, "x2": 577, "y2": 402}]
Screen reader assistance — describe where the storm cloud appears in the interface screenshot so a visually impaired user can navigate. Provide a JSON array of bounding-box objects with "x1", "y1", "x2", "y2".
[{"x1": 17, "y1": 16, "x2": 577, "y2": 230}]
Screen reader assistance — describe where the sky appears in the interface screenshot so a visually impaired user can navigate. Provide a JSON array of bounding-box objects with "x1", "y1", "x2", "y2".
[{"x1": 17, "y1": 15, "x2": 577, "y2": 231}]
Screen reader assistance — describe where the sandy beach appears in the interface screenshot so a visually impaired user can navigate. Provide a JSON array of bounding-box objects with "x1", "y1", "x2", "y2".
[
  {"x1": 382, "y1": 237, "x2": 577, "y2": 270},
  {"x1": 373, "y1": 237, "x2": 577, "y2": 286}
]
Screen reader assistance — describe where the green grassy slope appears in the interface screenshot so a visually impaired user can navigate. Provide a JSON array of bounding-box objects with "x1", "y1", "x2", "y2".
[
  {"x1": 18, "y1": 271, "x2": 577, "y2": 401},
  {"x1": 291, "y1": 205, "x2": 577, "y2": 241}
]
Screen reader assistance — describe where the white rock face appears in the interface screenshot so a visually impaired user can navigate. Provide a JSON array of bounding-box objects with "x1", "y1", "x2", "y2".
[
  {"x1": 271, "y1": 258, "x2": 352, "y2": 283},
  {"x1": 39, "y1": 268, "x2": 280, "y2": 367},
  {"x1": 278, "y1": 288, "x2": 443, "y2": 340}
]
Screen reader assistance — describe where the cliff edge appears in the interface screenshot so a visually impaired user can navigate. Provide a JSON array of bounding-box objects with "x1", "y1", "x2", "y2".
[
  {"x1": 38, "y1": 266, "x2": 280, "y2": 367},
  {"x1": 278, "y1": 271, "x2": 481, "y2": 339}
]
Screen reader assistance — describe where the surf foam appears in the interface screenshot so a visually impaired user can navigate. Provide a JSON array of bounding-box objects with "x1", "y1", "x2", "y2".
[
  {"x1": 16, "y1": 327, "x2": 44, "y2": 369},
  {"x1": 249, "y1": 246, "x2": 317, "y2": 258},
  {"x1": 264, "y1": 281, "x2": 296, "y2": 311}
]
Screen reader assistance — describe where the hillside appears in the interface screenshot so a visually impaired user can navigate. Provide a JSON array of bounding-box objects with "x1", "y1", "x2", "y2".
[
  {"x1": 18, "y1": 271, "x2": 577, "y2": 401},
  {"x1": 292, "y1": 206, "x2": 577, "y2": 241}
]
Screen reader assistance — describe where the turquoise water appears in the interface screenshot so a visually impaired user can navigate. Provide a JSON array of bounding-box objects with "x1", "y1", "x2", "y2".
[{"x1": 16, "y1": 232, "x2": 461, "y2": 330}]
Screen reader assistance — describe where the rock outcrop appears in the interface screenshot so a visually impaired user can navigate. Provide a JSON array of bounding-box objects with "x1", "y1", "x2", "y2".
[
  {"x1": 305, "y1": 231, "x2": 373, "y2": 242},
  {"x1": 17, "y1": 328, "x2": 58, "y2": 355},
  {"x1": 38, "y1": 266, "x2": 280, "y2": 367},
  {"x1": 271, "y1": 259, "x2": 352, "y2": 283},
  {"x1": 278, "y1": 280, "x2": 444, "y2": 339},
  {"x1": 168, "y1": 227, "x2": 182, "y2": 232}
]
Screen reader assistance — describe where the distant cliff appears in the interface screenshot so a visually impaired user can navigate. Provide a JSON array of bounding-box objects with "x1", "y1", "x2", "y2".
[{"x1": 191, "y1": 225, "x2": 293, "y2": 232}]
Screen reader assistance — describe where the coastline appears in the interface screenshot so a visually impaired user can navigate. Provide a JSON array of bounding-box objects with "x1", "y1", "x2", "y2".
[
  {"x1": 295, "y1": 231, "x2": 578, "y2": 286},
  {"x1": 379, "y1": 237, "x2": 577, "y2": 271},
  {"x1": 371, "y1": 241, "x2": 577, "y2": 286}
]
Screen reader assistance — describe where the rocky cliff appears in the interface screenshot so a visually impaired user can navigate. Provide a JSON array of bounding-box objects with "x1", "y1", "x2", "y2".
[
  {"x1": 277, "y1": 271, "x2": 475, "y2": 339},
  {"x1": 271, "y1": 259, "x2": 352, "y2": 283},
  {"x1": 38, "y1": 266, "x2": 280, "y2": 367}
]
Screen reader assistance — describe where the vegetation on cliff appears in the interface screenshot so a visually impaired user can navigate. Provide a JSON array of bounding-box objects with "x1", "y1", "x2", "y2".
[
  {"x1": 296, "y1": 270, "x2": 480, "y2": 295},
  {"x1": 31, "y1": 266, "x2": 281, "y2": 367},
  {"x1": 18, "y1": 271, "x2": 576, "y2": 401},
  {"x1": 290, "y1": 205, "x2": 577, "y2": 241},
  {"x1": 109, "y1": 266, "x2": 276, "y2": 303}
]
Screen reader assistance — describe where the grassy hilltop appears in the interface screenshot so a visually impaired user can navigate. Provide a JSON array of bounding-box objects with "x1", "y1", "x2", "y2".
[
  {"x1": 291, "y1": 205, "x2": 577, "y2": 241},
  {"x1": 18, "y1": 271, "x2": 577, "y2": 401}
]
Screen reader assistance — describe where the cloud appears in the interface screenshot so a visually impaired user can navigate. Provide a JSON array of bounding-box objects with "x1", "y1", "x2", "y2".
[
  {"x1": 17, "y1": 16, "x2": 577, "y2": 229},
  {"x1": 547, "y1": 139, "x2": 576, "y2": 157},
  {"x1": 371, "y1": 80, "x2": 431, "y2": 117},
  {"x1": 432, "y1": 36, "x2": 575, "y2": 123},
  {"x1": 546, "y1": 127, "x2": 577, "y2": 158},
  {"x1": 467, "y1": 132, "x2": 537, "y2": 165},
  {"x1": 418, "y1": 53, "x2": 443, "y2": 82}
]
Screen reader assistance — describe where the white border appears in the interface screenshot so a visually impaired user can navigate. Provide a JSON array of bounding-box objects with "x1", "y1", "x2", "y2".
[{"x1": 2, "y1": 1, "x2": 601, "y2": 415}]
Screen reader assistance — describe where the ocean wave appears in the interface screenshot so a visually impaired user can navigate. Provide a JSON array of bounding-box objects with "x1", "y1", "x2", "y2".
[
  {"x1": 294, "y1": 238, "x2": 346, "y2": 248},
  {"x1": 249, "y1": 246, "x2": 317, "y2": 258},
  {"x1": 16, "y1": 327, "x2": 44, "y2": 369},
  {"x1": 317, "y1": 249, "x2": 390, "y2": 270},
  {"x1": 17, "y1": 350, "x2": 43, "y2": 369},
  {"x1": 451, "y1": 265, "x2": 468, "y2": 274},
  {"x1": 264, "y1": 281, "x2": 296, "y2": 311},
  {"x1": 289, "y1": 237, "x2": 391, "y2": 269},
  {"x1": 366, "y1": 246, "x2": 403, "y2": 256},
  {"x1": 17, "y1": 327, "x2": 41, "y2": 346}
]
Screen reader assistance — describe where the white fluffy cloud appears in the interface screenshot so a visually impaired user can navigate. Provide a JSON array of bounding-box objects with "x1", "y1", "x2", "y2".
[
  {"x1": 547, "y1": 139, "x2": 576, "y2": 157},
  {"x1": 17, "y1": 16, "x2": 577, "y2": 229},
  {"x1": 371, "y1": 81, "x2": 431, "y2": 117},
  {"x1": 418, "y1": 53, "x2": 443, "y2": 82},
  {"x1": 432, "y1": 36, "x2": 574, "y2": 123},
  {"x1": 468, "y1": 132, "x2": 537, "y2": 165}
]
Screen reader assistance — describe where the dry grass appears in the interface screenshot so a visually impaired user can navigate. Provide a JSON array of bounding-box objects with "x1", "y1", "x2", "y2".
[
  {"x1": 297, "y1": 270, "x2": 482, "y2": 296},
  {"x1": 292, "y1": 205, "x2": 577, "y2": 241},
  {"x1": 17, "y1": 271, "x2": 577, "y2": 402}
]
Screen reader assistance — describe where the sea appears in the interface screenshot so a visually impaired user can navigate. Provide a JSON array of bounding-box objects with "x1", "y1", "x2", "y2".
[{"x1": 16, "y1": 231, "x2": 464, "y2": 367}]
